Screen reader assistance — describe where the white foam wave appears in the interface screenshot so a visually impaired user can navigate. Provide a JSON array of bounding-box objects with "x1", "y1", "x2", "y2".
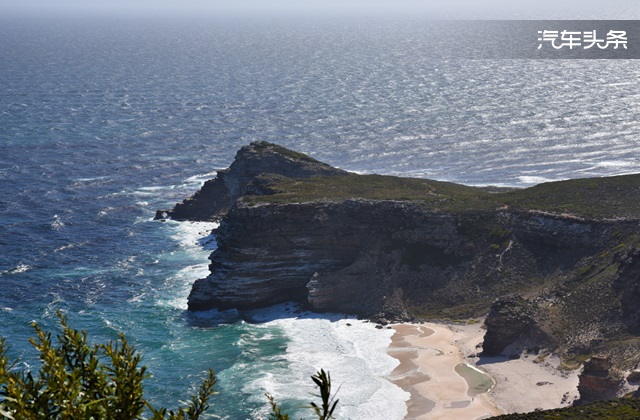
[
  {"x1": 185, "y1": 171, "x2": 217, "y2": 185},
  {"x1": 133, "y1": 183, "x2": 199, "y2": 198},
  {"x1": 73, "y1": 176, "x2": 111, "y2": 182},
  {"x1": 158, "y1": 264, "x2": 211, "y2": 310},
  {"x1": 168, "y1": 221, "x2": 219, "y2": 251},
  {"x1": 133, "y1": 186, "x2": 178, "y2": 197},
  {"x1": 517, "y1": 175, "x2": 558, "y2": 185},
  {"x1": 595, "y1": 160, "x2": 637, "y2": 168},
  {"x1": 54, "y1": 243, "x2": 74, "y2": 252},
  {"x1": 155, "y1": 220, "x2": 219, "y2": 310},
  {"x1": 131, "y1": 190, "x2": 160, "y2": 197},
  {"x1": 50, "y1": 214, "x2": 65, "y2": 230},
  {"x1": 53, "y1": 241, "x2": 88, "y2": 253},
  {"x1": 115, "y1": 256, "x2": 136, "y2": 269},
  {"x1": 128, "y1": 292, "x2": 147, "y2": 303},
  {"x1": 2, "y1": 264, "x2": 32, "y2": 275},
  {"x1": 97, "y1": 207, "x2": 116, "y2": 218},
  {"x1": 241, "y1": 311, "x2": 408, "y2": 420}
]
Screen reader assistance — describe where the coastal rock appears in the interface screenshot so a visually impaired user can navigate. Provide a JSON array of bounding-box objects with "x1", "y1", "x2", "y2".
[
  {"x1": 577, "y1": 355, "x2": 625, "y2": 403},
  {"x1": 481, "y1": 295, "x2": 550, "y2": 356},
  {"x1": 155, "y1": 141, "x2": 346, "y2": 221}
]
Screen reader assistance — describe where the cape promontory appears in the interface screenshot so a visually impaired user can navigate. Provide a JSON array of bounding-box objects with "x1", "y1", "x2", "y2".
[{"x1": 159, "y1": 141, "x2": 640, "y2": 394}]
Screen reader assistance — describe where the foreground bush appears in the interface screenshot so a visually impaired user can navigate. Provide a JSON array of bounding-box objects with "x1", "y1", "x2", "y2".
[{"x1": 0, "y1": 312, "x2": 337, "y2": 419}]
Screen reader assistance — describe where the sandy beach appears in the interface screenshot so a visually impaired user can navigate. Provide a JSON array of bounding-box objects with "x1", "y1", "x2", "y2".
[{"x1": 388, "y1": 322, "x2": 580, "y2": 419}]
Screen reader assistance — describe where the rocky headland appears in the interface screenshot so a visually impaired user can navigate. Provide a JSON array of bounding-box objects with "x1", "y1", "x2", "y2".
[{"x1": 158, "y1": 141, "x2": 640, "y2": 402}]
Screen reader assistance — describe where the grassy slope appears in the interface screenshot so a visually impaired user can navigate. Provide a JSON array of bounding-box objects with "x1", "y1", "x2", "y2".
[
  {"x1": 247, "y1": 173, "x2": 496, "y2": 211},
  {"x1": 500, "y1": 174, "x2": 640, "y2": 219},
  {"x1": 248, "y1": 172, "x2": 640, "y2": 220}
]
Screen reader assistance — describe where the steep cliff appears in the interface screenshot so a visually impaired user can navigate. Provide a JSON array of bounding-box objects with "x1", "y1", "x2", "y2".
[
  {"x1": 160, "y1": 142, "x2": 640, "y2": 392},
  {"x1": 189, "y1": 198, "x2": 631, "y2": 322}
]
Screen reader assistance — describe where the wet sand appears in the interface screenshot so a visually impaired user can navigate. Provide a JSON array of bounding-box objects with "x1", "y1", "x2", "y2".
[
  {"x1": 388, "y1": 322, "x2": 581, "y2": 419},
  {"x1": 388, "y1": 323, "x2": 501, "y2": 419}
]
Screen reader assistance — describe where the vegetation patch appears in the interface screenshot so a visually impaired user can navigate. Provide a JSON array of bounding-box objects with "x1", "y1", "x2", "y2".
[
  {"x1": 248, "y1": 173, "x2": 497, "y2": 211},
  {"x1": 499, "y1": 174, "x2": 640, "y2": 219},
  {"x1": 246, "y1": 168, "x2": 640, "y2": 220},
  {"x1": 492, "y1": 396, "x2": 640, "y2": 419},
  {"x1": 490, "y1": 226, "x2": 513, "y2": 248}
]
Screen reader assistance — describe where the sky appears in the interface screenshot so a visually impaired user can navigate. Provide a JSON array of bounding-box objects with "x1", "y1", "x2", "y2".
[{"x1": 0, "y1": 0, "x2": 637, "y2": 19}]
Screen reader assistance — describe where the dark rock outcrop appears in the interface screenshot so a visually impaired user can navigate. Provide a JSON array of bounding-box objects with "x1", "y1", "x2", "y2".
[
  {"x1": 481, "y1": 295, "x2": 550, "y2": 356},
  {"x1": 155, "y1": 141, "x2": 346, "y2": 221}
]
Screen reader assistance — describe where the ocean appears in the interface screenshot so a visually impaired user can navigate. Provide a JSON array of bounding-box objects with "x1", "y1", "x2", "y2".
[{"x1": 1, "y1": 14, "x2": 640, "y2": 419}]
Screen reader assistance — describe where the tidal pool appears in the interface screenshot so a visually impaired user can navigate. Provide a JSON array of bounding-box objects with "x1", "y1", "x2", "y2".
[{"x1": 454, "y1": 363, "x2": 495, "y2": 397}]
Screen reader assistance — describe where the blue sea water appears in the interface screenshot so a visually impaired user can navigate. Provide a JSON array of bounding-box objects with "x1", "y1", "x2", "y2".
[{"x1": 2, "y1": 14, "x2": 640, "y2": 419}]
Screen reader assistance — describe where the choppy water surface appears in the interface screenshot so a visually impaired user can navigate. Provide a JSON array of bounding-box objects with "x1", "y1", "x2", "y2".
[{"x1": 1, "y1": 15, "x2": 639, "y2": 419}]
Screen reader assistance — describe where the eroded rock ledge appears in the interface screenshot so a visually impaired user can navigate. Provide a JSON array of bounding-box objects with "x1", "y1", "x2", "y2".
[{"x1": 159, "y1": 142, "x2": 640, "y2": 387}]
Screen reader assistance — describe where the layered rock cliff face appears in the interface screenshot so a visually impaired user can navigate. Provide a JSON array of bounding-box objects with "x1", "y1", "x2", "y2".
[
  {"x1": 189, "y1": 194, "x2": 633, "y2": 320},
  {"x1": 161, "y1": 142, "x2": 640, "y2": 393},
  {"x1": 577, "y1": 356, "x2": 625, "y2": 403},
  {"x1": 189, "y1": 199, "x2": 480, "y2": 315}
]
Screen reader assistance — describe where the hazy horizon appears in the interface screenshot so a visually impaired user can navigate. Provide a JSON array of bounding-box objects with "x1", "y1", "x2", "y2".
[{"x1": 1, "y1": 0, "x2": 638, "y2": 19}]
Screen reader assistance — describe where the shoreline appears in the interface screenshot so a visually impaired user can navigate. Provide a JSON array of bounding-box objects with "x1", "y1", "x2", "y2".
[{"x1": 387, "y1": 321, "x2": 580, "y2": 419}]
